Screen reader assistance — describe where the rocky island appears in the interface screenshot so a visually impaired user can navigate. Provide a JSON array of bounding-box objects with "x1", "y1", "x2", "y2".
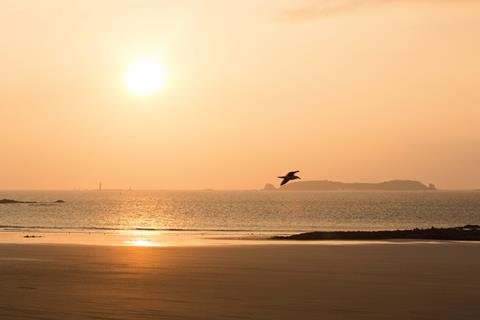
[
  {"x1": 0, "y1": 199, "x2": 65, "y2": 204},
  {"x1": 264, "y1": 180, "x2": 436, "y2": 191}
]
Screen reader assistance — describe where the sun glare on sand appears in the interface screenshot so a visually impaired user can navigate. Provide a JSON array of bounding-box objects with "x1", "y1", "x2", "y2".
[
  {"x1": 124, "y1": 58, "x2": 166, "y2": 96},
  {"x1": 126, "y1": 239, "x2": 160, "y2": 247}
]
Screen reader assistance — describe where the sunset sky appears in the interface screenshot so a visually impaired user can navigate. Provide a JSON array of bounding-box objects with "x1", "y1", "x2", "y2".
[{"x1": 1, "y1": 0, "x2": 479, "y2": 190}]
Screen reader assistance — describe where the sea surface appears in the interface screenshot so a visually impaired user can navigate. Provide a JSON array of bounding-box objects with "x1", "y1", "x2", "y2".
[{"x1": 1, "y1": 190, "x2": 480, "y2": 234}]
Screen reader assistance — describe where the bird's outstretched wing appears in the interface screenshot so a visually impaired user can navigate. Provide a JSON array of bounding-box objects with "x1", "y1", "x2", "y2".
[
  {"x1": 286, "y1": 170, "x2": 299, "y2": 177},
  {"x1": 280, "y1": 178, "x2": 290, "y2": 186}
]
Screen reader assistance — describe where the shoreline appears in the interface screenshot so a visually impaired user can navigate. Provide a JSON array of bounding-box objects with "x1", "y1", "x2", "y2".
[{"x1": 1, "y1": 229, "x2": 480, "y2": 247}]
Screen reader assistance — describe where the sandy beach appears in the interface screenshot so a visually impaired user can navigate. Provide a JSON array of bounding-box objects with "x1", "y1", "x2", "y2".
[
  {"x1": 1, "y1": 242, "x2": 480, "y2": 319},
  {"x1": 2, "y1": 0, "x2": 479, "y2": 318}
]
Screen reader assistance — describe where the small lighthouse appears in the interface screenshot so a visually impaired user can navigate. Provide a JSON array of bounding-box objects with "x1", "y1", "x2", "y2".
[{"x1": 99, "y1": 182, "x2": 102, "y2": 191}]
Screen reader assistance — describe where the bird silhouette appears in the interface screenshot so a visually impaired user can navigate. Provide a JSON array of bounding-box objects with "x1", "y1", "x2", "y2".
[{"x1": 278, "y1": 171, "x2": 301, "y2": 186}]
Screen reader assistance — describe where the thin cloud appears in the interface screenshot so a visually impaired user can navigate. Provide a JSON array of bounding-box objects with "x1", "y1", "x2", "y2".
[
  {"x1": 279, "y1": 0, "x2": 478, "y2": 22},
  {"x1": 281, "y1": 0, "x2": 368, "y2": 21}
]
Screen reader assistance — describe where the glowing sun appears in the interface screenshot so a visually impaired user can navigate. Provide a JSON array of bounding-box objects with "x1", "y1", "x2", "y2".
[{"x1": 124, "y1": 58, "x2": 166, "y2": 96}]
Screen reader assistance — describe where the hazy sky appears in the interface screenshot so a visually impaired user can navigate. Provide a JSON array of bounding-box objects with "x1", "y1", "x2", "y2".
[{"x1": 1, "y1": 0, "x2": 480, "y2": 190}]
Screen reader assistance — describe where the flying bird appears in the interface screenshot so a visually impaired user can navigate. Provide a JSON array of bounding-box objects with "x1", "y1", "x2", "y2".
[{"x1": 278, "y1": 171, "x2": 301, "y2": 186}]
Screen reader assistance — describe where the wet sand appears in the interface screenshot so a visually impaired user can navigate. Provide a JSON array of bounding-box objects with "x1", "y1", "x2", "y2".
[{"x1": 1, "y1": 243, "x2": 480, "y2": 319}]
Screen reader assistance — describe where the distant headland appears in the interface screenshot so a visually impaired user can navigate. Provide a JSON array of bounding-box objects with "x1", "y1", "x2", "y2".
[{"x1": 264, "y1": 180, "x2": 436, "y2": 191}]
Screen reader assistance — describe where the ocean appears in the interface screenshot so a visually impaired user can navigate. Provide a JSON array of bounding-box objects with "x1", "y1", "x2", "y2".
[{"x1": 1, "y1": 190, "x2": 479, "y2": 234}]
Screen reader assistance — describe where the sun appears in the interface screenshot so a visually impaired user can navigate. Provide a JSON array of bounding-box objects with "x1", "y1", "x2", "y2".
[{"x1": 124, "y1": 58, "x2": 166, "y2": 96}]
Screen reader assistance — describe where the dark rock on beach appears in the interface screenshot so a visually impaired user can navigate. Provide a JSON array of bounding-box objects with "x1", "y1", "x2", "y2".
[
  {"x1": 0, "y1": 199, "x2": 36, "y2": 204},
  {"x1": 272, "y1": 225, "x2": 480, "y2": 241}
]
